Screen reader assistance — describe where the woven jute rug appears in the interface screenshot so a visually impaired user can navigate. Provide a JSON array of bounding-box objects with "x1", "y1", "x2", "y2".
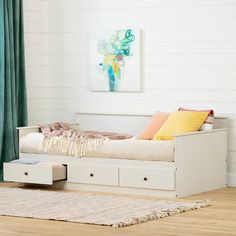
[{"x1": 0, "y1": 187, "x2": 210, "y2": 227}]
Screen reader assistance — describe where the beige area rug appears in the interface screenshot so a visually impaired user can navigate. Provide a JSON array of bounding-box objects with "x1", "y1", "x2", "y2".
[{"x1": 0, "y1": 187, "x2": 210, "y2": 227}]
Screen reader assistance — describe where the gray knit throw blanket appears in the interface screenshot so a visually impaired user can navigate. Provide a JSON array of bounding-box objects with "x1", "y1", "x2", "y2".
[{"x1": 39, "y1": 122, "x2": 132, "y2": 157}]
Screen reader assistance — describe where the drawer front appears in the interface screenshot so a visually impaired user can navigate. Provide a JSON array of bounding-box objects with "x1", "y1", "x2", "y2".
[
  {"x1": 68, "y1": 164, "x2": 118, "y2": 186},
  {"x1": 3, "y1": 163, "x2": 66, "y2": 185},
  {"x1": 120, "y1": 167, "x2": 175, "y2": 190}
]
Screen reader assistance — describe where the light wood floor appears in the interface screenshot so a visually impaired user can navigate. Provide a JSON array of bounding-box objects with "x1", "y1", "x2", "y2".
[{"x1": 0, "y1": 183, "x2": 235, "y2": 236}]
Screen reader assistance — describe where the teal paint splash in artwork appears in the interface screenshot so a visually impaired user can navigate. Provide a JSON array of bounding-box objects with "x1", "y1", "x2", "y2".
[{"x1": 98, "y1": 29, "x2": 136, "y2": 91}]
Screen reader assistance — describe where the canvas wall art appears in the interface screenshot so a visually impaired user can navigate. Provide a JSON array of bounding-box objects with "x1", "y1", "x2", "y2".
[{"x1": 89, "y1": 29, "x2": 142, "y2": 92}]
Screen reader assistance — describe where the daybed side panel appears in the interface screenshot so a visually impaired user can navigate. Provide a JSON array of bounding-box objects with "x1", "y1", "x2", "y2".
[
  {"x1": 175, "y1": 130, "x2": 227, "y2": 197},
  {"x1": 212, "y1": 131, "x2": 227, "y2": 188}
]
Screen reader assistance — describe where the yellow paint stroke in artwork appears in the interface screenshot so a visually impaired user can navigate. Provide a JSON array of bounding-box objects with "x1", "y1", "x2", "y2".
[{"x1": 104, "y1": 55, "x2": 116, "y2": 65}]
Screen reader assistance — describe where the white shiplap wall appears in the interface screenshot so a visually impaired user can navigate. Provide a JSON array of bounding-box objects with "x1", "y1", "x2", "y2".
[{"x1": 23, "y1": 0, "x2": 236, "y2": 186}]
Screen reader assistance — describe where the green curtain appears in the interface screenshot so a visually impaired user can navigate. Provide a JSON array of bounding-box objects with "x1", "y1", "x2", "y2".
[{"x1": 0, "y1": 0, "x2": 27, "y2": 181}]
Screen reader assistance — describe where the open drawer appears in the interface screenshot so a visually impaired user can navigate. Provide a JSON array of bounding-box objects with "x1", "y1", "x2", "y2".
[{"x1": 3, "y1": 161, "x2": 67, "y2": 185}]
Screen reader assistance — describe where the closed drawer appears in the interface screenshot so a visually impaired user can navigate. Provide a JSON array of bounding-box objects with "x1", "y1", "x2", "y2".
[
  {"x1": 3, "y1": 162, "x2": 66, "y2": 185},
  {"x1": 68, "y1": 164, "x2": 118, "y2": 186},
  {"x1": 120, "y1": 167, "x2": 175, "y2": 190}
]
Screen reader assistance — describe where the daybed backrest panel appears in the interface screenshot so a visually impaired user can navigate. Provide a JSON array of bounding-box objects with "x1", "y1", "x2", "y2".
[
  {"x1": 75, "y1": 113, "x2": 227, "y2": 136},
  {"x1": 213, "y1": 117, "x2": 227, "y2": 129},
  {"x1": 75, "y1": 113, "x2": 151, "y2": 136}
]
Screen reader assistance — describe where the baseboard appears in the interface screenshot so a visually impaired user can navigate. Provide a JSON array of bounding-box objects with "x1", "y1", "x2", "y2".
[{"x1": 227, "y1": 173, "x2": 236, "y2": 187}]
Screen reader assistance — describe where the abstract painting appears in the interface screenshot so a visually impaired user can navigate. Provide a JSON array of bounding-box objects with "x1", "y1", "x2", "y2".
[{"x1": 89, "y1": 29, "x2": 142, "y2": 92}]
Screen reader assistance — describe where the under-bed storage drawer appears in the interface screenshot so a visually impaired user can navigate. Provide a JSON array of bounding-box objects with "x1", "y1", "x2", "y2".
[
  {"x1": 67, "y1": 164, "x2": 119, "y2": 186},
  {"x1": 119, "y1": 167, "x2": 175, "y2": 190},
  {"x1": 3, "y1": 162, "x2": 67, "y2": 185}
]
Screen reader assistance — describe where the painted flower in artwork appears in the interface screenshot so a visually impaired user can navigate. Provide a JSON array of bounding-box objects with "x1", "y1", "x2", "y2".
[{"x1": 98, "y1": 29, "x2": 136, "y2": 92}]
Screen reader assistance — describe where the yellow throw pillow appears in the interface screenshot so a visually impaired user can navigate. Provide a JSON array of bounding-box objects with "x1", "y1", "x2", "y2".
[{"x1": 153, "y1": 111, "x2": 209, "y2": 140}]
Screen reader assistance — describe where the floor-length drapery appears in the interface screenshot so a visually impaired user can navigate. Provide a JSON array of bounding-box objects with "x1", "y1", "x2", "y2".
[{"x1": 0, "y1": 0, "x2": 27, "y2": 181}]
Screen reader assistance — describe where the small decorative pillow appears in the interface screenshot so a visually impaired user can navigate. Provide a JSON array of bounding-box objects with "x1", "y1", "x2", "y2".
[
  {"x1": 153, "y1": 111, "x2": 209, "y2": 140},
  {"x1": 50, "y1": 122, "x2": 61, "y2": 131},
  {"x1": 50, "y1": 122, "x2": 72, "y2": 131},
  {"x1": 138, "y1": 112, "x2": 170, "y2": 140},
  {"x1": 40, "y1": 122, "x2": 72, "y2": 135},
  {"x1": 40, "y1": 124, "x2": 51, "y2": 134},
  {"x1": 59, "y1": 122, "x2": 71, "y2": 130},
  {"x1": 178, "y1": 107, "x2": 214, "y2": 131}
]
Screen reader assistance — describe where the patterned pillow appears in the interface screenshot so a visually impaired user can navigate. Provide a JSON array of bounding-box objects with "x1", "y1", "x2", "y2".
[
  {"x1": 178, "y1": 107, "x2": 214, "y2": 131},
  {"x1": 153, "y1": 111, "x2": 209, "y2": 140}
]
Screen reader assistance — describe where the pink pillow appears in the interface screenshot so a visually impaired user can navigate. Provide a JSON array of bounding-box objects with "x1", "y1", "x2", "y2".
[{"x1": 138, "y1": 112, "x2": 170, "y2": 140}]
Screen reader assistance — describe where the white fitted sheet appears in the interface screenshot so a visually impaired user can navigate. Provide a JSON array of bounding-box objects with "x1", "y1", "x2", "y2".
[{"x1": 20, "y1": 132, "x2": 175, "y2": 162}]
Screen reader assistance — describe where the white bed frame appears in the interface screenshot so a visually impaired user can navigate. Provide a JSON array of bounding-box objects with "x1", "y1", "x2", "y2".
[{"x1": 7, "y1": 113, "x2": 227, "y2": 198}]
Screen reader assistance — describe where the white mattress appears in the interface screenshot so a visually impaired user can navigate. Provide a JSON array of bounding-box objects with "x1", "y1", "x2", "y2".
[{"x1": 20, "y1": 132, "x2": 175, "y2": 162}]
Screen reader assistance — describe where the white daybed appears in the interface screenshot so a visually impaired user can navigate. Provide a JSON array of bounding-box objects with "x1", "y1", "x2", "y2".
[{"x1": 4, "y1": 113, "x2": 227, "y2": 198}]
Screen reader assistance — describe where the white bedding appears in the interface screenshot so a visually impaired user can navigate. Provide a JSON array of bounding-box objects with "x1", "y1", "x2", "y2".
[{"x1": 20, "y1": 132, "x2": 175, "y2": 162}]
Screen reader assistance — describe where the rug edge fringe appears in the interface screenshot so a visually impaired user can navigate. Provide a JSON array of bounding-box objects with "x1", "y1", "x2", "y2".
[{"x1": 112, "y1": 199, "x2": 211, "y2": 228}]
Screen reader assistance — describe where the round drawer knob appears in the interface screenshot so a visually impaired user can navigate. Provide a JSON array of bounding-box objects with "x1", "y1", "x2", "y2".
[
  {"x1": 90, "y1": 173, "x2": 94, "y2": 177},
  {"x1": 24, "y1": 172, "x2": 28, "y2": 176},
  {"x1": 143, "y1": 177, "x2": 148, "y2": 181}
]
